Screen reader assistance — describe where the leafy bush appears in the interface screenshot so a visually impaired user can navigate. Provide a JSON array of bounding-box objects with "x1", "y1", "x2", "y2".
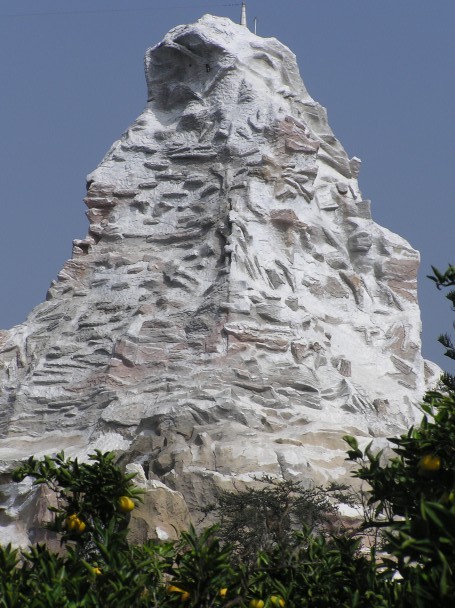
[
  {"x1": 2, "y1": 452, "x2": 234, "y2": 607},
  {"x1": 11, "y1": 450, "x2": 143, "y2": 562},
  {"x1": 0, "y1": 450, "x2": 396, "y2": 608},
  {"x1": 0, "y1": 449, "x2": 382, "y2": 607},
  {"x1": 208, "y1": 476, "x2": 351, "y2": 562},
  {"x1": 429, "y1": 264, "x2": 455, "y2": 389}
]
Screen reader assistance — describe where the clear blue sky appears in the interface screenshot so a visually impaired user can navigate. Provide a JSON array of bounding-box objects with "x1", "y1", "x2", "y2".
[{"x1": 0, "y1": 0, "x2": 453, "y2": 369}]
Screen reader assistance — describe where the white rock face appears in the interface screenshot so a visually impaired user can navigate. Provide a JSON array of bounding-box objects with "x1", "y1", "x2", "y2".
[{"x1": 0, "y1": 15, "x2": 438, "y2": 543}]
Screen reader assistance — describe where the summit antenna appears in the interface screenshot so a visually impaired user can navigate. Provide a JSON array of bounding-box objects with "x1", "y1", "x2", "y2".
[{"x1": 240, "y1": 1, "x2": 247, "y2": 28}]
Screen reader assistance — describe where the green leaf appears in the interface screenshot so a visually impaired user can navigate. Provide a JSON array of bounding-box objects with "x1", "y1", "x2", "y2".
[{"x1": 343, "y1": 435, "x2": 359, "y2": 450}]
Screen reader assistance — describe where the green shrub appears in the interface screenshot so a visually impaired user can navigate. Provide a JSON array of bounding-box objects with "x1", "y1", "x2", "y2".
[{"x1": 208, "y1": 476, "x2": 353, "y2": 563}]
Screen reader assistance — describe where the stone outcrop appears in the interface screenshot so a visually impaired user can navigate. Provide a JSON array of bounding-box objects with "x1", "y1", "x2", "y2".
[
  {"x1": 125, "y1": 464, "x2": 191, "y2": 543},
  {"x1": 0, "y1": 15, "x2": 438, "y2": 544}
]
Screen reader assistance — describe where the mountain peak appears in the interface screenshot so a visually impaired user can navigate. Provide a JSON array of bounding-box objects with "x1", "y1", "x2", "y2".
[{"x1": 0, "y1": 15, "x2": 438, "y2": 545}]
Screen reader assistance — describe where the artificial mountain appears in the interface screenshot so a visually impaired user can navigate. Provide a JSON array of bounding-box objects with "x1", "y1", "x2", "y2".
[{"x1": 0, "y1": 15, "x2": 438, "y2": 544}]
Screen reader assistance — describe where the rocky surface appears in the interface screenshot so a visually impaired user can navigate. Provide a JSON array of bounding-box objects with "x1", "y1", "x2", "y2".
[{"x1": 0, "y1": 15, "x2": 438, "y2": 544}]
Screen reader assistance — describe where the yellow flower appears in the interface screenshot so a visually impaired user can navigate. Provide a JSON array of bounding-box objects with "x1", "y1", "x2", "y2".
[
  {"x1": 270, "y1": 596, "x2": 285, "y2": 607},
  {"x1": 418, "y1": 454, "x2": 441, "y2": 474},
  {"x1": 219, "y1": 588, "x2": 228, "y2": 598},
  {"x1": 118, "y1": 496, "x2": 135, "y2": 513},
  {"x1": 90, "y1": 566, "x2": 102, "y2": 576}
]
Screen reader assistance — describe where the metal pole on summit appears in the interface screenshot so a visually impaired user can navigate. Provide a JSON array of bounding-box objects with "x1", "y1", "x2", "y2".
[{"x1": 240, "y1": 1, "x2": 247, "y2": 28}]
